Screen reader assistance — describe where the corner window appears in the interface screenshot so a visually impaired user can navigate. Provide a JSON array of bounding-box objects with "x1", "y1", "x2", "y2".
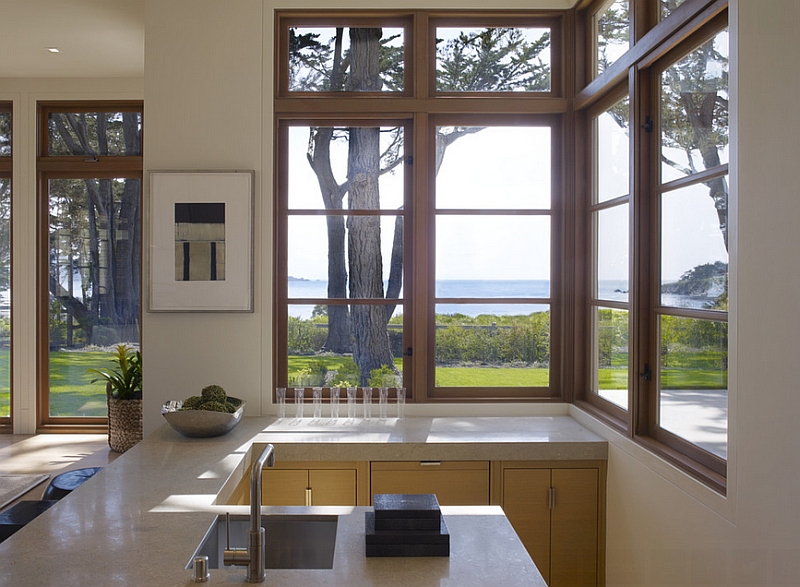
[
  {"x1": 579, "y1": 1, "x2": 729, "y2": 491},
  {"x1": 590, "y1": 93, "x2": 631, "y2": 412},
  {"x1": 652, "y1": 26, "x2": 729, "y2": 470}
]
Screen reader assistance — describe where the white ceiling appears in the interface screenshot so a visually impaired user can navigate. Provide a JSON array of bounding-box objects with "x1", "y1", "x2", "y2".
[{"x1": 0, "y1": 0, "x2": 144, "y2": 78}]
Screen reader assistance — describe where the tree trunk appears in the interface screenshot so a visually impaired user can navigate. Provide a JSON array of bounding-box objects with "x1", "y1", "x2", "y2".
[
  {"x1": 345, "y1": 28, "x2": 396, "y2": 384},
  {"x1": 346, "y1": 126, "x2": 394, "y2": 383}
]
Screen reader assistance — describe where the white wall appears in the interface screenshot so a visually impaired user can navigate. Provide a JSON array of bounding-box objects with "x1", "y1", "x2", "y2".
[{"x1": 143, "y1": 0, "x2": 265, "y2": 431}]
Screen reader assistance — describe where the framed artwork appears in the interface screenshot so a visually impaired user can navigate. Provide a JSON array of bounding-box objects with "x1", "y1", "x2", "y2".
[{"x1": 148, "y1": 170, "x2": 254, "y2": 312}]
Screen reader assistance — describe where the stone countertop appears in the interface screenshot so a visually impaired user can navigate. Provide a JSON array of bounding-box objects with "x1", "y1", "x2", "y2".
[
  {"x1": 249, "y1": 415, "x2": 608, "y2": 461},
  {"x1": 0, "y1": 416, "x2": 604, "y2": 586}
]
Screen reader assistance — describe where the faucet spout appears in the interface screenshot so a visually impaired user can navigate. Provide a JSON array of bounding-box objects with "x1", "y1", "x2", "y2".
[{"x1": 224, "y1": 443, "x2": 275, "y2": 583}]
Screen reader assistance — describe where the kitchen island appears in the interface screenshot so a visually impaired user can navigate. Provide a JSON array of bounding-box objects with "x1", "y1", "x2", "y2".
[{"x1": 0, "y1": 416, "x2": 605, "y2": 586}]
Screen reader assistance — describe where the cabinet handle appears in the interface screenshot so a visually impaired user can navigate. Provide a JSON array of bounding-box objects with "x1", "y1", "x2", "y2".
[
  {"x1": 420, "y1": 461, "x2": 441, "y2": 466},
  {"x1": 305, "y1": 488, "x2": 312, "y2": 506},
  {"x1": 549, "y1": 487, "x2": 555, "y2": 510}
]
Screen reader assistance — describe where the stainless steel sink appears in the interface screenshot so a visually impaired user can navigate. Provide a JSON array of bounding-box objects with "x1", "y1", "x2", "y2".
[{"x1": 188, "y1": 514, "x2": 338, "y2": 570}]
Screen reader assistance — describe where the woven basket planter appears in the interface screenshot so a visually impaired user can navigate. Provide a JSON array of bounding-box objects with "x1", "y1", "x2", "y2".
[{"x1": 107, "y1": 384, "x2": 143, "y2": 453}]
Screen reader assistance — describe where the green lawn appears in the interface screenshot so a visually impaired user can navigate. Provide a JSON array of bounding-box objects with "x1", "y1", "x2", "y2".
[
  {"x1": 0, "y1": 349, "x2": 114, "y2": 418},
  {"x1": 48, "y1": 350, "x2": 115, "y2": 417},
  {"x1": 0, "y1": 351, "x2": 726, "y2": 419}
]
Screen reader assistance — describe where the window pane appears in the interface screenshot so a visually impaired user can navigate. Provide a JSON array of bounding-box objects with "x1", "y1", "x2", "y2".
[
  {"x1": 436, "y1": 126, "x2": 551, "y2": 209},
  {"x1": 660, "y1": 29, "x2": 729, "y2": 182},
  {"x1": 435, "y1": 306, "x2": 549, "y2": 387},
  {"x1": 661, "y1": 180, "x2": 728, "y2": 310},
  {"x1": 595, "y1": 0, "x2": 629, "y2": 76},
  {"x1": 0, "y1": 178, "x2": 8, "y2": 418},
  {"x1": 595, "y1": 307, "x2": 628, "y2": 409},
  {"x1": 436, "y1": 215, "x2": 550, "y2": 289},
  {"x1": 596, "y1": 96, "x2": 629, "y2": 203},
  {"x1": 47, "y1": 111, "x2": 142, "y2": 156},
  {"x1": 287, "y1": 304, "x2": 403, "y2": 388},
  {"x1": 288, "y1": 215, "x2": 403, "y2": 299},
  {"x1": 435, "y1": 27, "x2": 551, "y2": 92},
  {"x1": 0, "y1": 109, "x2": 10, "y2": 156},
  {"x1": 659, "y1": 315, "x2": 727, "y2": 459},
  {"x1": 48, "y1": 178, "x2": 141, "y2": 417},
  {"x1": 661, "y1": 0, "x2": 689, "y2": 20},
  {"x1": 597, "y1": 204, "x2": 629, "y2": 302},
  {"x1": 289, "y1": 27, "x2": 404, "y2": 92},
  {"x1": 288, "y1": 126, "x2": 404, "y2": 210}
]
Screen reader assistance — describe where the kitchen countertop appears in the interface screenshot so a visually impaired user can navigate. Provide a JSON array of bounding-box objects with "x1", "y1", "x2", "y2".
[{"x1": 0, "y1": 416, "x2": 605, "y2": 586}]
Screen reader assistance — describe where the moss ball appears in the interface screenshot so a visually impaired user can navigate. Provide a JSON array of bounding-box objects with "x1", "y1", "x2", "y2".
[
  {"x1": 180, "y1": 395, "x2": 204, "y2": 410},
  {"x1": 201, "y1": 384, "x2": 227, "y2": 403},
  {"x1": 199, "y1": 400, "x2": 229, "y2": 413}
]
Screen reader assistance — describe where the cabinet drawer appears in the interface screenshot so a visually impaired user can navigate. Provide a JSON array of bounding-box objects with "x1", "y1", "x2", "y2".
[{"x1": 371, "y1": 461, "x2": 489, "y2": 505}]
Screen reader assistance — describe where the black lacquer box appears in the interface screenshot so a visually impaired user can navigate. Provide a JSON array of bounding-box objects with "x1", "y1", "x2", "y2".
[{"x1": 365, "y1": 494, "x2": 450, "y2": 557}]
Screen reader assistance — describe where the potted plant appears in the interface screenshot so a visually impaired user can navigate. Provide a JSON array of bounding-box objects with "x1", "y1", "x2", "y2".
[{"x1": 89, "y1": 344, "x2": 143, "y2": 453}]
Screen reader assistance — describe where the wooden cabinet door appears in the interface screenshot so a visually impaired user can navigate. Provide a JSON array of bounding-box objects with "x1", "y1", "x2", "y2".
[
  {"x1": 261, "y1": 469, "x2": 308, "y2": 505},
  {"x1": 309, "y1": 469, "x2": 357, "y2": 506},
  {"x1": 550, "y1": 468, "x2": 599, "y2": 587},
  {"x1": 370, "y1": 461, "x2": 490, "y2": 505},
  {"x1": 502, "y1": 468, "x2": 553, "y2": 585}
]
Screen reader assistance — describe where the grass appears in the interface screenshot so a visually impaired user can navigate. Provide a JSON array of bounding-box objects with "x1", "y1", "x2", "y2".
[
  {"x1": 435, "y1": 366, "x2": 549, "y2": 387},
  {"x1": 0, "y1": 349, "x2": 114, "y2": 418},
  {"x1": 0, "y1": 350, "x2": 727, "y2": 419}
]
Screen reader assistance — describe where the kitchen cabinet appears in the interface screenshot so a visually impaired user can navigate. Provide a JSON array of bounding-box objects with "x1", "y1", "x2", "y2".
[
  {"x1": 498, "y1": 460, "x2": 606, "y2": 587},
  {"x1": 227, "y1": 460, "x2": 370, "y2": 506},
  {"x1": 370, "y1": 460, "x2": 490, "y2": 505}
]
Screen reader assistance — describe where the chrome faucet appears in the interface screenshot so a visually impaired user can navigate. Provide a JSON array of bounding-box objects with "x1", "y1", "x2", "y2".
[{"x1": 224, "y1": 443, "x2": 275, "y2": 582}]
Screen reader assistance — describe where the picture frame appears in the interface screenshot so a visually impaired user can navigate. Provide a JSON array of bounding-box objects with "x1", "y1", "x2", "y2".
[{"x1": 148, "y1": 170, "x2": 254, "y2": 312}]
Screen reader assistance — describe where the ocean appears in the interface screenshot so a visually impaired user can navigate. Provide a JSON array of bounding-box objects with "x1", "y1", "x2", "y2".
[{"x1": 287, "y1": 279, "x2": 713, "y2": 319}]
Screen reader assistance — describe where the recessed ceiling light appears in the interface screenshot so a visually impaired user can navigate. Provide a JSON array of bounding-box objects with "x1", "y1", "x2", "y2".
[{"x1": 46, "y1": 47, "x2": 60, "y2": 53}]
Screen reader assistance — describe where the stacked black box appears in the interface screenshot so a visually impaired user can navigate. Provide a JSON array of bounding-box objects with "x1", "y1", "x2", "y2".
[{"x1": 365, "y1": 494, "x2": 450, "y2": 557}]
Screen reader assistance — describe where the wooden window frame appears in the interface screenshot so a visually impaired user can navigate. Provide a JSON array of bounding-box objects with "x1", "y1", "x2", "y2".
[
  {"x1": 575, "y1": 0, "x2": 729, "y2": 493},
  {"x1": 0, "y1": 102, "x2": 11, "y2": 433},
  {"x1": 36, "y1": 101, "x2": 143, "y2": 432},
  {"x1": 274, "y1": 10, "x2": 567, "y2": 404}
]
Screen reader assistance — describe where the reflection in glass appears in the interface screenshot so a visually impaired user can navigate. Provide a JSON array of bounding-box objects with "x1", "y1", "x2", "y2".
[
  {"x1": 286, "y1": 304, "x2": 403, "y2": 389},
  {"x1": 595, "y1": 308, "x2": 628, "y2": 409},
  {"x1": 660, "y1": 29, "x2": 728, "y2": 182},
  {"x1": 435, "y1": 305, "x2": 550, "y2": 387},
  {"x1": 47, "y1": 111, "x2": 142, "y2": 156},
  {"x1": 597, "y1": 204, "x2": 629, "y2": 302},
  {"x1": 436, "y1": 215, "x2": 550, "y2": 290},
  {"x1": 596, "y1": 96, "x2": 629, "y2": 203},
  {"x1": 659, "y1": 315, "x2": 727, "y2": 458},
  {"x1": 288, "y1": 126, "x2": 404, "y2": 210},
  {"x1": 661, "y1": 0, "x2": 689, "y2": 20},
  {"x1": 0, "y1": 178, "x2": 8, "y2": 417},
  {"x1": 289, "y1": 27, "x2": 404, "y2": 92},
  {"x1": 435, "y1": 126, "x2": 551, "y2": 209},
  {"x1": 435, "y1": 27, "x2": 551, "y2": 92},
  {"x1": 595, "y1": 0, "x2": 629, "y2": 76},
  {"x1": 288, "y1": 215, "x2": 403, "y2": 299},
  {"x1": 660, "y1": 181, "x2": 728, "y2": 310},
  {"x1": 48, "y1": 178, "x2": 141, "y2": 417}
]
